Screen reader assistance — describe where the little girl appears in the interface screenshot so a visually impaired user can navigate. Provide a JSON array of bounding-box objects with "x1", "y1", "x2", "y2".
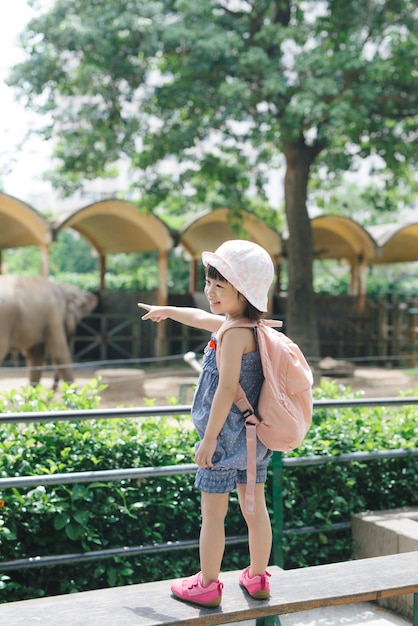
[{"x1": 138, "y1": 239, "x2": 275, "y2": 607}]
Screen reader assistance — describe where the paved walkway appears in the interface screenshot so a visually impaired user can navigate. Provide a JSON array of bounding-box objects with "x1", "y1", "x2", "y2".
[
  {"x1": 1, "y1": 363, "x2": 417, "y2": 406},
  {"x1": 239, "y1": 601, "x2": 411, "y2": 625}
]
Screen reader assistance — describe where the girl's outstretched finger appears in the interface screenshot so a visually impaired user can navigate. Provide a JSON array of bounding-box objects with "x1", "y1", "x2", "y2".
[{"x1": 137, "y1": 303, "x2": 152, "y2": 319}]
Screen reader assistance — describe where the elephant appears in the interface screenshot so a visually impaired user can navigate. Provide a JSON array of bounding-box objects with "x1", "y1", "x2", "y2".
[{"x1": 0, "y1": 276, "x2": 98, "y2": 386}]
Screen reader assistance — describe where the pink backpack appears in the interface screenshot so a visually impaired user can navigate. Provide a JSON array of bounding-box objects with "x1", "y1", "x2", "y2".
[{"x1": 216, "y1": 318, "x2": 313, "y2": 514}]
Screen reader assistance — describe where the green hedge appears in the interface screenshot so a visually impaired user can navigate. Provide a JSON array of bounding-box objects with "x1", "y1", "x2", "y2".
[
  {"x1": 0, "y1": 379, "x2": 417, "y2": 602},
  {"x1": 281, "y1": 380, "x2": 417, "y2": 567}
]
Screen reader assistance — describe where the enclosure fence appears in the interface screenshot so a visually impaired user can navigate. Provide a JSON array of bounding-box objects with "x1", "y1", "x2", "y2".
[{"x1": 0, "y1": 398, "x2": 417, "y2": 572}]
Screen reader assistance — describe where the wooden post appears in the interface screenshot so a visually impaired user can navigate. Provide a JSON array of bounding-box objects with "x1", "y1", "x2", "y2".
[
  {"x1": 378, "y1": 298, "x2": 389, "y2": 361},
  {"x1": 356, "y1": 259, "x2": 368, "y2": 314},
  {"x1": 189, "y1": 258, "x2": 198, "y2": 293},
  {"x1": 99, "y1": 255, "x2": 106, "y2": 290},
  {"x1": 349, "y1": 261, "x2": 356, "y2": 295},
  {"x1": 40, "y1": 243, "x2": 50, "y2": 277},
  {"x1": 350, "y1": 257, "x2": 368, "y2": 315}
]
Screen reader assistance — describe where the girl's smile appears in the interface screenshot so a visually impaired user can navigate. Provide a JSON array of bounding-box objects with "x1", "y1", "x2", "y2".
[{"x1": 204, "y1": 277, "x2": 244, "y2": 316}]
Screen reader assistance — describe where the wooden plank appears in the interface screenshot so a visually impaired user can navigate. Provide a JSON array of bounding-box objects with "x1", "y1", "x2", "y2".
[{"x1": 0, "y1": 552, "x2": 417, "y2": 626}]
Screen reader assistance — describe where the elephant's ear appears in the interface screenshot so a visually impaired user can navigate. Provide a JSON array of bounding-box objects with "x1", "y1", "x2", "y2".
[
  {"x1": 62, "y1": 285, "x2": 84, "y2": 336},
  {"x1": 61, "y1": 284, "x2": 98, "y2": 336}
]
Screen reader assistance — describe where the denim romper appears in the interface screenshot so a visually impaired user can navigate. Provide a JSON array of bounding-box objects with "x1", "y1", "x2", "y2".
[{"x1": 192, "y1": 332, "x2": 272, "y2": 494}]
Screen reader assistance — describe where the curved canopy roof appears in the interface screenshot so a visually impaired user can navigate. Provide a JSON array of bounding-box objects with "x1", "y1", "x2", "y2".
[
  {"x1": 0, "y1": 192, "x2": 51, "y2": 249},
  {"x1": 311, "y1": 215, "x2": 377, "y2": 264},
  {"x1": 368, "y1": 223, "x2": 418, "y2": 264},
  {"x1": 179, "y1": 208, "x2": 282, "y2": 260},
  {"x1": 2, "y1": 192, "x2": 418, "y2": 272},
  {"x1": 53, "y1": 199, "x2": 173, "y2": 255}
]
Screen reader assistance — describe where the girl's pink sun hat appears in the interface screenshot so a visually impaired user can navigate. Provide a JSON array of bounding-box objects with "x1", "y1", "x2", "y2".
[{"x1": 202, "y1": 240, "x2": 274, "y2": 312}]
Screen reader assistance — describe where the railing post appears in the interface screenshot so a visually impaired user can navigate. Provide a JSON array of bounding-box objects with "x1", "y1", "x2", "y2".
[
  {"x1": 256, "y1": 617, "x2": 278, "y2": 626},
  {"x1": 271, "y1": 451, "x2": 284, "y2": 568},
  {"x1": 413, "y1": 592, "x2": 417, "y2": 626}
]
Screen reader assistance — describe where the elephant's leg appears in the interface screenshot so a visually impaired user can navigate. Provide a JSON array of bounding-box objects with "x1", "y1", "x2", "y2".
[
  {"x1": 52, "y1": 371, "x2": 60, "y2": 391},
  {"x1": 26, "y1": 344, "x2": 46, "y2": 385},
  {"x1": 46, "y1": 330, "x2": 74, "y2": 383},
  {"x1": 0, "y1": 341, "x2": 8, "y2": 367}
]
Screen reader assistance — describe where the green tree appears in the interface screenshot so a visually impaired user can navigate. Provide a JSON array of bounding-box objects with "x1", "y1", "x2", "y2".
[
  {"x1": 312, "y1": 180, "x2": 409, "y2": 227},
  {"x1": 50, "y1": 231, "x2": 98, "y2": 274},
  {"x1": 2, "y1": 246, "x2": 41, "y2": 276},
  {"x1": 8, "y1": 1, "x2": 418, "y2": 356},
  {"x1": 3, "y1": 231, "x2": 98, "y2": 277}
]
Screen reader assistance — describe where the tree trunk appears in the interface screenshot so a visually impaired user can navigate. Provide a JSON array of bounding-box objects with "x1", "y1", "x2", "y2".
[{"x1": 284, "y1": 138, "x2": 320, "y2": 359}]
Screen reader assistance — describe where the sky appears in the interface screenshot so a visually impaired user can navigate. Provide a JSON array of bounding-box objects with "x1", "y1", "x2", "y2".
[
  {"x1": 0, "y1": 0, "x2": 58, "y2": 205},
  {"x1": 1, "y1": 2, "x2": 416, "y2": 220}
]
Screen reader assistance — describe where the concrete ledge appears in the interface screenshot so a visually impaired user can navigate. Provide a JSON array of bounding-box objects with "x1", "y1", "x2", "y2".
[
  {"x1": 95, "y1": 368, "x2": 145, "y2": 397},
  {"x1": 352, "y1": 507, "x2": 418, "y2": 620},
  {"x1": 1, "y1": 555, "x2": 417, "y2": 626}
]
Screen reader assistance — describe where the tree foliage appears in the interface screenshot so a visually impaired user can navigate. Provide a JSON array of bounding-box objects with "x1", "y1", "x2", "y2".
[{"x1": 8, "y1": 0, "x2": 418, "y2": 355}]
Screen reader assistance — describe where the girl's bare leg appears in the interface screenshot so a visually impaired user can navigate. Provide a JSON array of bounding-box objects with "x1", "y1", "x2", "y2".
[
  {"x1": 237, "y1": 483, "x2": 272, "y2": 575},
  {"x1": 199, "y1": 491, "x2": 229, "y2": 585}
]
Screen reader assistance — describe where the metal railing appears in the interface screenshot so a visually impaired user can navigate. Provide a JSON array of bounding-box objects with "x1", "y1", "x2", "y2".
[{"x1": 0, "y1": 397, "x2": 417, "y2": 572}]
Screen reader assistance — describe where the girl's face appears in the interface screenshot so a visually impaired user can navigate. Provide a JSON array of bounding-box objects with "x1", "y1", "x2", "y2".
[{"x1": 204, "y1": 275, "x2": 245, "y2": 317}]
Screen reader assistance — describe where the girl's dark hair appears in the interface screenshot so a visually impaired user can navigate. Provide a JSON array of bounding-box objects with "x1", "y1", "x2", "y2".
[{"x1": 206, "y1": 265, "x2": 262, "y2": 321}]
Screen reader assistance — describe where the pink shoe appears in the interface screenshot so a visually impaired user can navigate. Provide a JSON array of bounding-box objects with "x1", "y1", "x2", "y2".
[
  {"x1": 170, "y1": 572, "x2": 223, "y2": 607},
  {"x1": 239, "y1": 566, "x2": 271, "y2": 599}
]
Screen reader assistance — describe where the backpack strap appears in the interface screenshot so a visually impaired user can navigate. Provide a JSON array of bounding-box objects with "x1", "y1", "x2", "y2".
[
  {"x1": 215, "y1": 318, "x2": 283, "y2": 514},
  {"x1": 229, "y1": 386, "x2": 260, "y2": 515}
]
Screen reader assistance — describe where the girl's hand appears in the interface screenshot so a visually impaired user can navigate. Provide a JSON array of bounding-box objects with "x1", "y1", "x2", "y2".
[
  {"x1": 195, "y1": 437, "x2": 217, "y2": 468},
  {"x1": 137, "y1": 303, "x2": 168, "y2": 322}
]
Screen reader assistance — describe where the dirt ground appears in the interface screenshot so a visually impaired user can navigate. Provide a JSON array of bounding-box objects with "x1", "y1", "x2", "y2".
[
  {"x1": 0, "y1": 363, "x2": 417, "y2": 408},
  {"x1": 0, "y1": 364, "x2": 198, "y2": 408}
]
